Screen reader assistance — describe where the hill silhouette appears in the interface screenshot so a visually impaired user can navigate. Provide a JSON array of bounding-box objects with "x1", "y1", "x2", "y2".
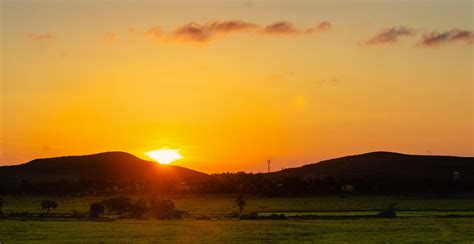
[
  {"x1": 271, "y1": 151, "x2": 474, "y2": 181},
  {"x1": 0, "y1": 151, "x2": 207, "y2": 183},
  {"x1": 1, "y1": 151, "x2": 473, "y2": 195}
]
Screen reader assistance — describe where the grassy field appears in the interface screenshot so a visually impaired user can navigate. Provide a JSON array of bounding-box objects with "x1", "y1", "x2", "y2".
[
  {"x1": 1, "y1": 218, "x2": 473, "y2": 243},
  {"x1": 3, "y1": 195, "x2": 474, "y2": 215},
  {"x1": 1, "y1": 195, "x2": 474, "y2": 242}
]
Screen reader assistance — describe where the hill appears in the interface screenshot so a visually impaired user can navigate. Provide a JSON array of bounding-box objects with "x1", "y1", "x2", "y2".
[
  {"x1": 0, "y1": 151, "x2": 208, "y2": 184},
  {"x1": 271, "y1": 151, "x2": 474, "y2": 181}
]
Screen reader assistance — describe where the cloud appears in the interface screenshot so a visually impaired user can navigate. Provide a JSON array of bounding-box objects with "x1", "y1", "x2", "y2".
[
  {"x1": 28, "y1": 33, "x2": 55, "y2": 42},
  {"x1": 143, "y1": 20, "x2": 331, "y2": 44},
  {"x1": 363, "y1": 26, "x2": 415, "y2": 45},
  {"x1": 306, "y1": 21, "x2": 332, "y2": 34},
  {"x1": 420, "y1": 29, "x2": 474, "y2": 47},
  {"x1": 262, "y1": 21, "x2": 332, "y2": 35},
  {"x1": 262, "y1": 21, "x2": 299, "y2": 35},
  {"x1": 169, "y1": 20, "x2": 258, "y2": 43}
]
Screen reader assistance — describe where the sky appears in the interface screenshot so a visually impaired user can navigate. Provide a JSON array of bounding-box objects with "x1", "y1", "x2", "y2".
[{"x1": 1, "y1": 0, "x2": 473, "y2": 173}]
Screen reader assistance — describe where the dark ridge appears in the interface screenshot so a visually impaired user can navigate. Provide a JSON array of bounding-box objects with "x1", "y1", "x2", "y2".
[
  {"x1": 0, "y1": 151, "x2": 208, "y2": 183},
  {"x1": 270, "y1": 151, "x2": 474, "y2": 180}
]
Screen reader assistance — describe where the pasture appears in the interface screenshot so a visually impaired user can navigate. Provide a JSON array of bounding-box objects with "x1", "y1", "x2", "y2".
[{"x1": 1, "y1": 195, "x2": 474, "y2": 242}]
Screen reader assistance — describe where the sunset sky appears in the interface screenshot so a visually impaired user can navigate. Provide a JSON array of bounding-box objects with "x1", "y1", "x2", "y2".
[{"x1": 1, "y1": 0, "x2": 473, "y2": 173}]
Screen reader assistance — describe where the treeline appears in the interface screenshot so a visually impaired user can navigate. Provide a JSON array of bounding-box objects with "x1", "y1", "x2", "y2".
[{"x1": 0, "y1": 172, "x2": 471, "y2": 196}]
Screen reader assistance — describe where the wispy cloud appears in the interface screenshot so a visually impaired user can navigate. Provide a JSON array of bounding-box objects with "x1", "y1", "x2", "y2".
[
  {"x1": 164, "y1": 20, "x2": 258, "y2": 44},
  {"x1": 419, "y1": 29, "x2": 474, "y2": 47},
  {"x1": 262, "y1": 21, "x2": 332, "y2": 35},
  {"x1": 28, "y1": 33, "x2": 55, "y2": 42},
  {"x1": 143, "y1": 20, "x2": 331, "y2": 44},
  {"x1": 362, "y1": 26, "x2": 415, "y2": 45}
]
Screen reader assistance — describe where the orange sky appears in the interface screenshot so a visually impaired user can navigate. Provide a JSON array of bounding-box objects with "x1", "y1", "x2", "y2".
[{"x1": 1, "y1": 0, "x2": 473, "y2": 173}]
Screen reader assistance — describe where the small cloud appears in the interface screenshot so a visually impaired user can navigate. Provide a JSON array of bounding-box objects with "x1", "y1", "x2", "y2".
[
  {"x1": 363, "y1": 26, "x2": 415, "y2": 45},
  {"x1": 262, "y1": 21, "x2": 299, "y2": 35},
  {"x1": 208, "y1": 20, "x2": 258, "y2": 33},
  {"x1": 28, "y1": 33, "x2": 55, "y2": 42},
  {"x1": 419, "y1": 29, "x2": 474, "y2": 47},
  {"x1": 306, "y1": 21, "x2": 332, "y2": 34}
]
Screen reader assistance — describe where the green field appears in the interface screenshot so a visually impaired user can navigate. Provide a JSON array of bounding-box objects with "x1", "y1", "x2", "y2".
[
  {"x1": 1, "y1": 195, "x2": 474, "y2": 242},
  {"x1": 1, "y1": 218, "x2": 474, "y2": 243}
]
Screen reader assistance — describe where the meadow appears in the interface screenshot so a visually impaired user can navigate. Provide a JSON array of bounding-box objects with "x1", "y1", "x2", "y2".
[{"x1": 1, "y1": 195, "x2": 474, "y2": 242}]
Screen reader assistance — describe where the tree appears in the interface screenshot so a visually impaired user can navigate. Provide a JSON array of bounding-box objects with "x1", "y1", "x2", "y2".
[
  {"x1": 234, "y1": 194, "x2": 247, "y2": 216},
  {"x1": 102, "y1": 196, "x2": 133, "y2": 218},
  {"x1": 149, "y1": 198, "x2": 185, "y2": 220},
  {"x1": 89, "y1": 202, "x2": 105, "y2": 219},
  {"x1": 131, "y1": 198, "x2": 149, "y2": 219},
  {"x1": 0, "y1": 196, "x2": 3, "y2": 215},
  {"x1": 41, "y1": 200, "x2": 58, "y2": 213}
]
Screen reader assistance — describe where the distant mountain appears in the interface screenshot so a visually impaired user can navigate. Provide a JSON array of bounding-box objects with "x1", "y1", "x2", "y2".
[
  {"x1": 270, "y1": 151, "x2": 474, "y2": 181},
  {"x1": 0, "y1": 151, "x2": 208, "y2": 183}
]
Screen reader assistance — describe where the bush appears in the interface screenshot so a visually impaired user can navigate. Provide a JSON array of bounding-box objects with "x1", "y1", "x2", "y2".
[
  {"x1": 149, "y1": 198, "x2": 186, "y2": 220},
  {"x1": 131, "y1": 198, "x2": 149, "y2": 219},
  {"x1": 102, "y1": 196, "x2": 133, "y2": 218},
  {"x1": 90, "y1": 202, "x2": 105, "y2": 219},
  {"x1": 41, "y1": 200, "x2": 58, "y2": 213},
  {"x1": 234, "y1": 194, "x2": 247, "y2": 216},
  {"x1": 378, "y1": 202, "x2": 397, "y2": 218}
]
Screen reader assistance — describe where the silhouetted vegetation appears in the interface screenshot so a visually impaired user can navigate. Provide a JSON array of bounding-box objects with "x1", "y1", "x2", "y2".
[
  {"x1": 0, "y1": 196, "x2": 3, "y2": 215},
  {"x1": 379, "y1": 202, "x2": 397, "y2": 218},
  {"x1": 102, "y1": 196, "x2": 133, "y2": 218},
  {"x1": 234, "y1": 194, "x2": 247, "y2": 216},
  {"x1": 41, "y1": 200, "x2": 58, "y2": 213},
  {"x1": 149, "y1": 197, "x2": 186, "y2": 219},
  {"x1": 0, "y1": 152, "x2": 472, "y2": 196},
  {"x1": 89, "y1": 202, "x2": 105, "y2": 219}
]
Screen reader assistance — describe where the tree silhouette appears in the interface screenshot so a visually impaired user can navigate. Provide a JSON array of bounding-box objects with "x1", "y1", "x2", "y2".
[
  {"x1": 149, "y1": 198, "x2": 185, "y2": 219},
  {"x1": 131, "y1": 198, "x2": 149, "y2": 219},
  {"x1": 234, "y1": 194, "x2": 247, "y2": 216},
  {"x1": 41, "y1": 200, "x2": 58, "y2": 213},
  {"x1": 0, "y1": 196, "x2": 3, "y2": 215},
  {"x1": 89, "y1": 202, "x2": 105, "y2": 219},
  {"x1": 102, "y1": 196, "x2": 133, "y2": 218}
]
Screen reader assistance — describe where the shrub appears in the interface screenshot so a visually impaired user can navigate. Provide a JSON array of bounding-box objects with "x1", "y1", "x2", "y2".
[
  {"x1": 234, "y1": 194, "x2": 247, "y2": 216},
  {"x1": 131, "y1": 198, "x2": 149, "y2": 219},
  {"x1": 149, "y1": 198, "x2": 185, "y2": 220},
  {"x1": 90, "y1": 202, "x2": 105, "y2": 219},
  {"x1": 102, "y1": 196, "x2": 133, "y2": 218},
  {"x1": 378, "y1": 202, "x2": 397, "y2": 218},
  {"x1": 41, "y1": 200, "x2": 58, "y2": 213}
]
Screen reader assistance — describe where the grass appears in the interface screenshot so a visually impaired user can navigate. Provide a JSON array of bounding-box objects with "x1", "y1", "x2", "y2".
[
  {"x1": 3, "y1": 195, "x2": 474, "y2": 215},
  {"x1": 1, "y1": 218, "x2": 473, "y2": 243},
  {"x1": 1, "y1": 195, "x2": 474, "y2": 242}
]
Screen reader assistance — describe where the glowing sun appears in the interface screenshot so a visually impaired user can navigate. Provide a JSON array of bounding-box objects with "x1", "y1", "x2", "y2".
[{"x1": 145, "y1": 149, "x2": 183, "y2": 164}]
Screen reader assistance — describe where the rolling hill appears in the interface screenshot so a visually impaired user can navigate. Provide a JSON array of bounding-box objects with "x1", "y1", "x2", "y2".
[
  {"x1": 0, "y1": 151, "x2": 208, "y2": 184},
  {"x1": 271, "y1": 151, "x2": 474, "y2": 181}
]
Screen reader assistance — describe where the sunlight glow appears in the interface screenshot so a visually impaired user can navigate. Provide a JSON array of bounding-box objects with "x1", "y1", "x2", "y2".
[{"x1": 145, "y1": 149, "x2": 183, "y2": 164}]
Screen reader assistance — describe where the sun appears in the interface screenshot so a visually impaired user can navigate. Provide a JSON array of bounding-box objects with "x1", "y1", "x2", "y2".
[{"x1": 145, "y1": 149, "x2": 183, "y2": 164}]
